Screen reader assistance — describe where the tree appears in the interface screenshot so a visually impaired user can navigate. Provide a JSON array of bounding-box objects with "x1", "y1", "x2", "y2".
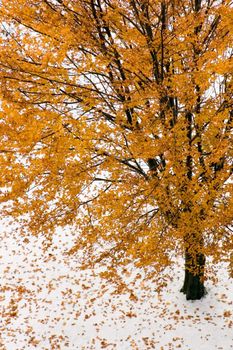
[{"x1": 0, "y1": 0, "x2": 232, "y2": 300}]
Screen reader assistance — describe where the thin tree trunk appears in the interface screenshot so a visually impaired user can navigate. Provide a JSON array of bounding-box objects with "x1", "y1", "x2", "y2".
[{"x1": 180, "y1": 250, "x2": 206, "y2": 300}]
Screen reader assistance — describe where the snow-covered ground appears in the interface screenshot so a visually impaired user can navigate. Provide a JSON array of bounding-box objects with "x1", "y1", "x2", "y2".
[{"x1": 1, "y1": 220, "x2": 232, "y2": 350}]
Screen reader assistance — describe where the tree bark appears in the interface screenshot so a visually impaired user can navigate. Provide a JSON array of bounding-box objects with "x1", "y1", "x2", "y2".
[{"x1": 180, "y1": 250, "x2": 206, "y2": 300}]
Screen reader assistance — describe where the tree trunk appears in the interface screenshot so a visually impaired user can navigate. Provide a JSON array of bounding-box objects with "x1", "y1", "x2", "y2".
[{"x1": 180, "y1": 250, "x2": 206, "y2": 300}]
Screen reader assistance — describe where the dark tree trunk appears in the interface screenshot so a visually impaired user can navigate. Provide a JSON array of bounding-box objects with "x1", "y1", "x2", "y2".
[{"x1": 180, "y1": 250, "x2": 206, "y2": 300}]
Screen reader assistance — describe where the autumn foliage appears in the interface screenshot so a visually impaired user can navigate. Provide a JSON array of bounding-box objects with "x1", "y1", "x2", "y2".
[{"x1": 0, "y1": 0, "x2": 232, "y2": 299}]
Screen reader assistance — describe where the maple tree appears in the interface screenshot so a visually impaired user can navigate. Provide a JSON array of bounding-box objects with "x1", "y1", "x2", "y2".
[{"x1": 0, "y1": 0, "x2": 232, "y2": 301}]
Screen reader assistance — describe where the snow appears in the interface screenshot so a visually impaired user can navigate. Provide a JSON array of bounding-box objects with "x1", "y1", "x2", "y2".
[{"x1": 1, "y1": 220, "x2": 232, "y2": 350}]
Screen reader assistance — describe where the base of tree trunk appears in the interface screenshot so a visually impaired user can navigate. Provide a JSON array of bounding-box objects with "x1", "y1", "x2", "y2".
[
  {"x1": 180, "y1": 251, "x2": 206, "y2": 300},
  {"x1": 180, "y1": 270, "x2": 206, "y2": 300}
]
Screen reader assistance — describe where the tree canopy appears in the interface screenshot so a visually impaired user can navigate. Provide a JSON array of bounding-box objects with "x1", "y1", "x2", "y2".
[{"x1": 0, "y1": 0, "x2": 232, "y2": 288}]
